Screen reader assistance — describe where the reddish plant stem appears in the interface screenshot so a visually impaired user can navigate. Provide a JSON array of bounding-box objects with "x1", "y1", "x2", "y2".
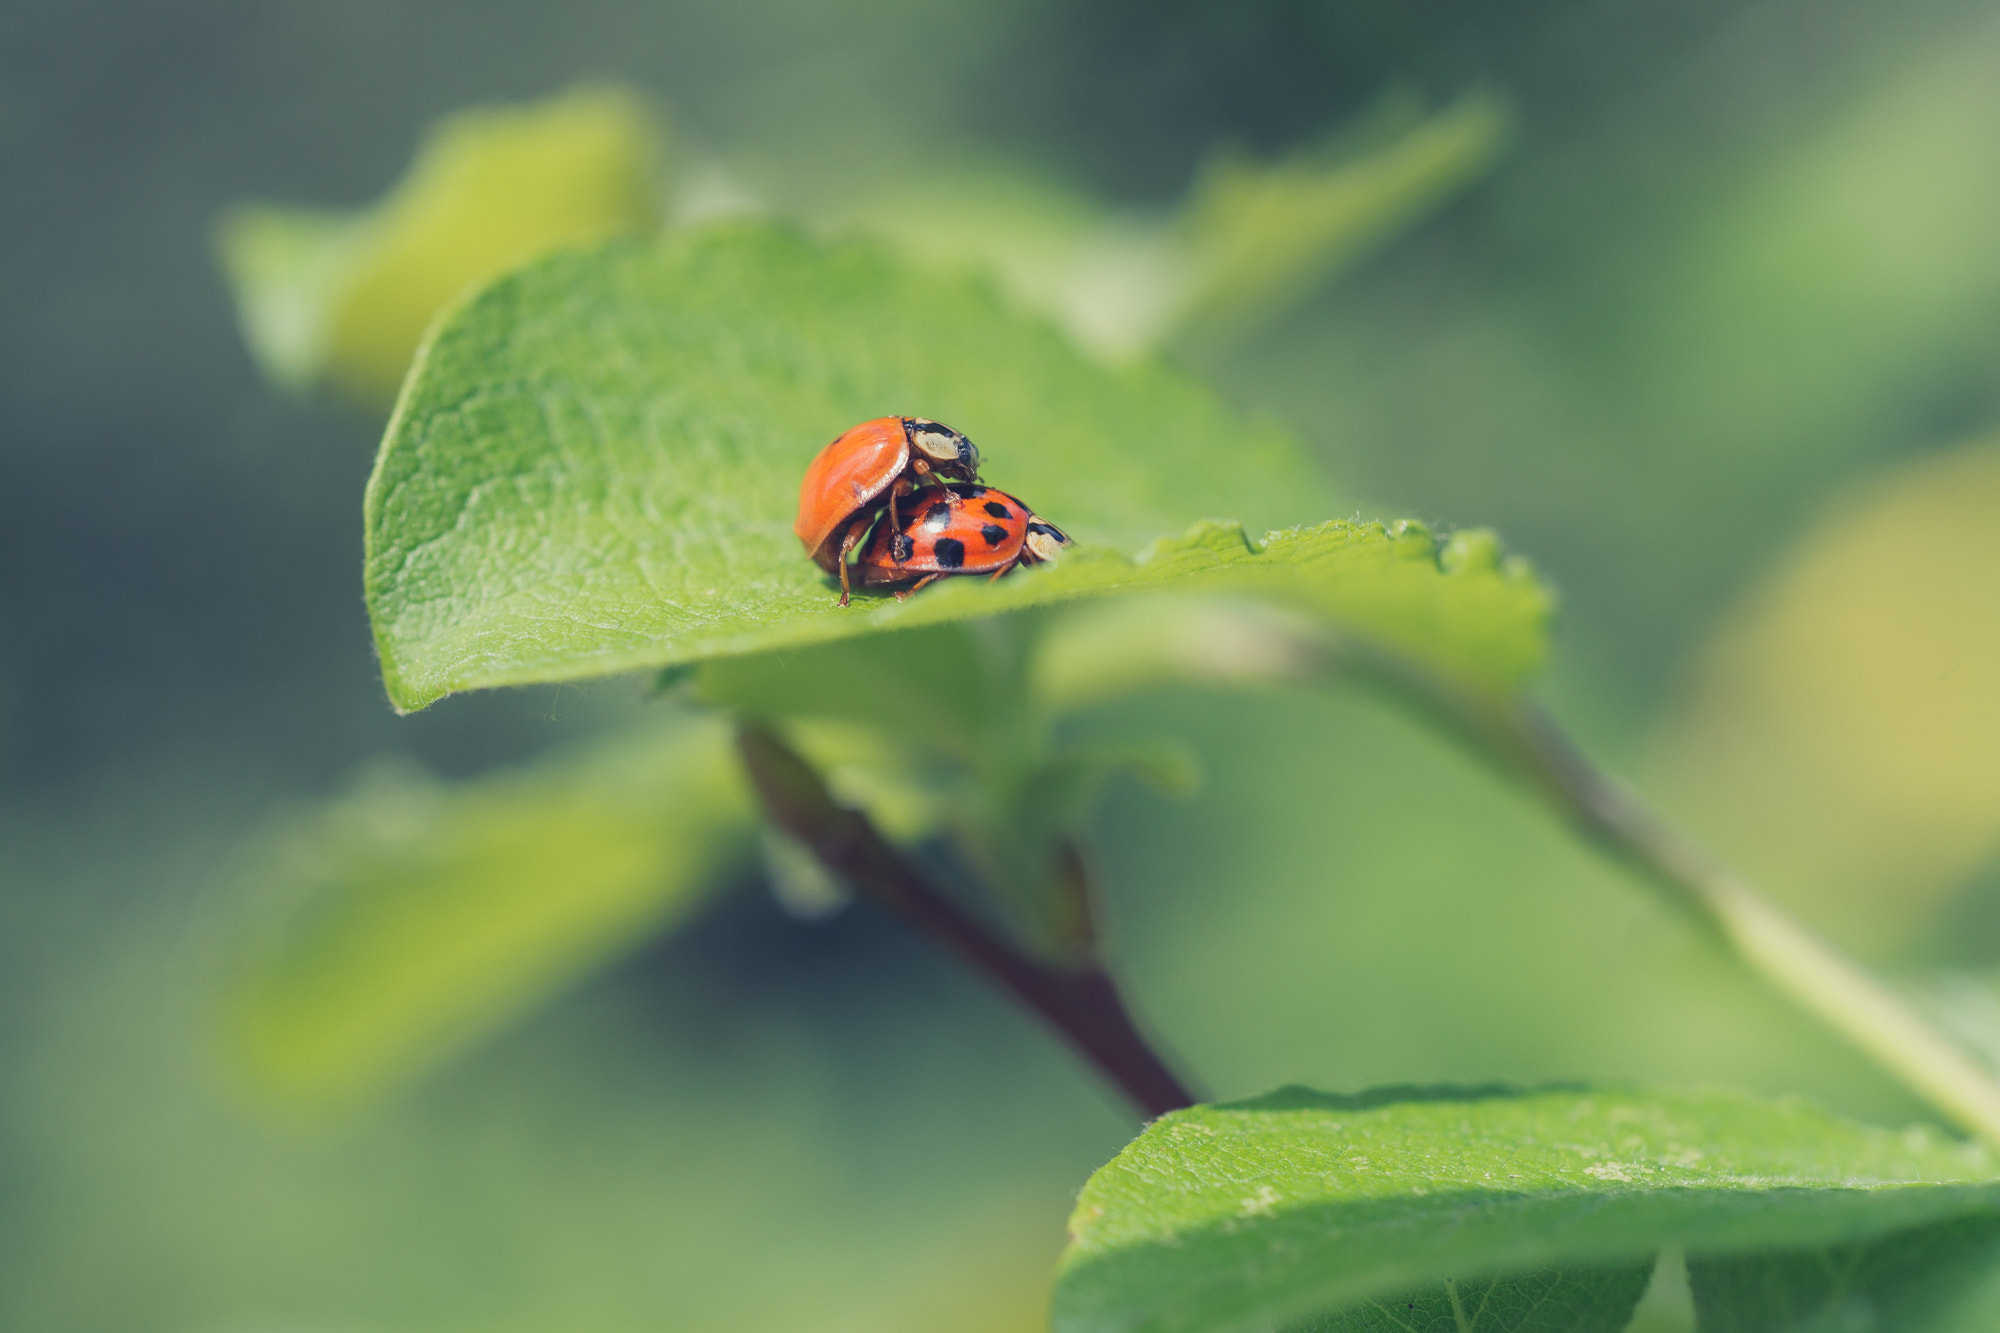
[{"x1": 736, "y1": 724, "x2": 1197, "y2": 1120}]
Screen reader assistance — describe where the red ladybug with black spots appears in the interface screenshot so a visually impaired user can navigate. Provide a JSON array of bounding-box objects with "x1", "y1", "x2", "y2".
[
  {"x1": 795, "y1": 416, "x2": 980, "y2": 604},
  {"x1": 853, "y1": 484, "x2": 1071, "y2": 597}
]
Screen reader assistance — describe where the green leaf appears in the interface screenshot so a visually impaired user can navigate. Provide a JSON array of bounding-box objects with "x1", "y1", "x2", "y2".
[
  {"x1": 1689, "y1": 1214, "x2": 2000, "y2": 1333},
  {"x1": 213, "y1": 206, "x2": 366, "y2": 391},
  {"x1": 690, "y1": 524, "x2": 1549, "y2": 733},
  {"x1": 825, "y1": 91, "x2": 1508, "y2": 358},
  {"x1": 1027, "y1": 595, "x2": 1331, "y2": 714},
  {"x1": 1171, "y1": 90, "x2": 1512, "y2": 347},
  {"x1": 816, "y1": 164, "x2": 1167, "y2": 358},
  {"x1": 1288, "y1": 1266, "x2": 1653, "y2": 1333},
  {"x1": 880, "y1": 520, "x2": 1549, "y2": 704},
  {"x1": 1051, "y1": 1084, "x2": 2000, "y2": 1333},
  {"x1": 228, "y1": 712, "x2": 752, "y2": 1107},
  {"x1": 365, "y1": 221, "x2": 1348, "y2": 712},
  {"x1": 218, "y1": 85, "x2": 664, "y2": 404},
  {"x1": 367, "y1": 221, "x2": 1546, "y2": 706}
]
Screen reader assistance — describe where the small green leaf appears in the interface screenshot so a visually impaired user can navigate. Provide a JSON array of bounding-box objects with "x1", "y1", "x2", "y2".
[
  {"x1": 1172, "y1": 90, "x2": 1512, "y2": 346},
  {"x1": 229, "y1": 713, "x2": 752, "y2": 1107},
  {"x1": 213, "y1": 206, "x2": 366, "y2": 391},
  {"x1": 827, "y1": 92, "x2": 1508, "y2": 358},
  {"x1": 1052, "y1": 1084, "x2": 2000, "y2": 1333},
  {"x1": 365, "y1": 222, "x2": 1341, "y2": 712},
  {"x1": 760, "y1": 824, "x2": 853, "y2": 920},
  {"x1": 218, "y1": 85, "x2": 664, "y2": 404}
]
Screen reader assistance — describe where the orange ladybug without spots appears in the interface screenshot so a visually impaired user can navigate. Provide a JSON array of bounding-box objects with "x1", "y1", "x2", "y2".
[
  {"x1": 795, "y1": 417, "x2": 980, "y2": 604},
  {"x1": 854, "y1": 484, "x2": 1071, "y2": 597}
]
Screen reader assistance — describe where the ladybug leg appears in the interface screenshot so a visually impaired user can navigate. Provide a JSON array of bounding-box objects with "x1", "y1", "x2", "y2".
[
  {"x1": 887, "y1": 479, "x2": 913, "y2": 555},
  {"x1": 910, "y1": 458, "x2": 958, "y2": 509},
  {"x1": 986, "y1": 554, "x2": 1025, "y2": 583},
  {"x1": 894, "y1": 573, "x2": 942, "y2": 602},
  {"x1": 834, "y1": 519, "x2": 868, "y2": 607}
]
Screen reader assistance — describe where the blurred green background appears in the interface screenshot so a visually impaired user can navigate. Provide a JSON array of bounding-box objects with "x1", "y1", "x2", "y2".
[{"x1": 7, "y1": 1, "x2": 2000, "y2": 1329}]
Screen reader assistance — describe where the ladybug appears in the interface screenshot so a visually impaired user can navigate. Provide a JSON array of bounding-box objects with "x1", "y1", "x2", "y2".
[
  {"x1": 853, "y1": 484, "x2": 1071, "y2": 597},
  {"x1": 795, "y1": 417, "x2": 981, "y2": 604}
]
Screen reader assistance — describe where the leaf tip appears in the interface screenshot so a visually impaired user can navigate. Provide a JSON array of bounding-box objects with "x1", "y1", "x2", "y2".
[{"x1": 376, "y1": 654, "x2": 442, "y2": 716}]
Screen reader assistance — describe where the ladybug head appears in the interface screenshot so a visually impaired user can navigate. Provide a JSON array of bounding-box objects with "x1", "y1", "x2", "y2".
[
  {"x1": 904, "y1": 418, "x2": 979, "y2": 479},
  {"x1": 1024, "y1": 519, "x2": 1071, "y2": 564}
]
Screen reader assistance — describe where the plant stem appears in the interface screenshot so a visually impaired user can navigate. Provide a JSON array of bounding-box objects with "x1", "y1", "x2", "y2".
[
  {"x1": 1334, "y1": 640, "x2": 2000, "y2": 1142},
  {"x1": 735, "y1": 723, "x2": 1198, "y2": 1119},
  {"x1": 1513, "y1": 705, "x2": 2000, "y2": 1145}
]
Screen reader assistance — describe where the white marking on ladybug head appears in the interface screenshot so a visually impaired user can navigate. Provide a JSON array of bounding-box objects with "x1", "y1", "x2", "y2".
[
  {"x1": 905, "y1": 419, "x2": 978, "y2": 474},
  {"x1": 1024, "y1": 520, "x2": 1070, "y2": 563}
]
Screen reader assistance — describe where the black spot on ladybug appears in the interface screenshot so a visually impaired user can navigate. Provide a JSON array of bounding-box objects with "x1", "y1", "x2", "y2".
[
  {"x1": 983, "y1": 501, "x2": 1010, "y2": 518},
  {"x1": 959, "y1": 484, "x2": 987, "y2": 498},
  {"x1": 934, "y1": 537, "x2": 966, "y2": 568},
  {"x1": 923, "y1": 503, "x2": 952, "y2": 529},
  {"x1": 980, "y1": 524, "x2": 1008, "y2": 547},
  {"x1": 890, "y1": 533, "x2": 914, "y2": 563}
]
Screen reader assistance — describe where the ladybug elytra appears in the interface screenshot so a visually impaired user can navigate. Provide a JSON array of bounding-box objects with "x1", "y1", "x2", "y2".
[
  {"x1": 853, "y1": 484, "x2": 1071, "y2": 597},
  {"x1": 795, "y1": 416, "x2": 980, "y2": 604}
]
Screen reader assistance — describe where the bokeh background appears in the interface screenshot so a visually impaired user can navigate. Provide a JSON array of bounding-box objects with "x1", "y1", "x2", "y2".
[{"x1": 7, "y1": 0, "x2": 2000, "y2": 1328}]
